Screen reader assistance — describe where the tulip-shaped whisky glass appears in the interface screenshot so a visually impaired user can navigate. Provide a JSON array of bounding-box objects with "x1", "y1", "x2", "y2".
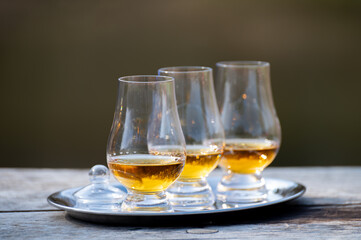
[
  {"x1": 215, "y1": 61, "x2": 281, "y2": 204},
  {"x1": 159, "y1": 67, "x2": 225, "y2": 211},
  {"x1": 107, "y1": 76, "x2": 186, "y2": 212}
]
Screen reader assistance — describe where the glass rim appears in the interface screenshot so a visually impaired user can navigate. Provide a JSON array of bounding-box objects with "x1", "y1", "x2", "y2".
[
  {"x1": 216, "y1": 61, "x2": 270, "y2": 68},
  {"x1": 118, "y1": 75, "x2": 174, "y2": 84},
  {"x1": 158, "y1": 66, "x2": 212, "y2": 74}
]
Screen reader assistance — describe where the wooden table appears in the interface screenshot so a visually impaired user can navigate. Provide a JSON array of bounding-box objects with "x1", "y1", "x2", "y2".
[{"x1": 1, "y1": 167, "x2": 360, "y2": 239}]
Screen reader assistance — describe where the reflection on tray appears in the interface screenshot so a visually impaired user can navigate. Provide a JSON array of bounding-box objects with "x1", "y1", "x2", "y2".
[{"x1": 48, "y1": 178, "x2": 305, "y2": 215}]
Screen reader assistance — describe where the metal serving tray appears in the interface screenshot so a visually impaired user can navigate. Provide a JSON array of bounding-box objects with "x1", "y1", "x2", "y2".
[{"x1": 48, "y1": 174, "x2": 305, "y2": 225}]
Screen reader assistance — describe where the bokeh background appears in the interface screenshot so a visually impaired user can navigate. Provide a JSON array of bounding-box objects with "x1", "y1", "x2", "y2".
[{"x1": 1, "y1": 0, "x2": 360, "y2": 168}]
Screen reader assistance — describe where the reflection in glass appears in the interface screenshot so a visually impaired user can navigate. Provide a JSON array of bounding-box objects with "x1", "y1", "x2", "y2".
[
  {"x1": 107, "y1": 75, "x2": 186, "y2": 212},
  {"x1": 159, "y1": 67, "x2": 225, "y2": 211},
  {"x1": 215, "y1": 61, "x2": 281, "y2": 203}
]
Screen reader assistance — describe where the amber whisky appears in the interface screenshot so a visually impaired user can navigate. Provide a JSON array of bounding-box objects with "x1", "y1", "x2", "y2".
[
  {"x1": 180, "y1": 145, "x2": 222, "y2": 179},
  {"x1": 219, "y1": 139, "x2": 279, "y2": 174},
  {"x1": 108, "y1": 155, "x2": 184, "y2": 192}
]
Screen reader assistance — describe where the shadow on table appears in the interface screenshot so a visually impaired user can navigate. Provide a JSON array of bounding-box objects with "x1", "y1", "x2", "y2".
[
  {"x1": 62, "y1": 197, "x2": 361, "y2": 227},
  {"x1": 63, "y1": 202, "x2": 307, "y2": 227}
]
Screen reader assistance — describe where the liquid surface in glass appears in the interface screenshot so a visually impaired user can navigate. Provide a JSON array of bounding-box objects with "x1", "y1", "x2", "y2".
[
  {"x1": 219, "y1": 139, "x2": 279, "y2": 174},
  {"x1": 108, "y1": 155, "x2": 184, "y2": 193},
  {"x1": 180, "y1": 145, "x2": 222, "y2": 179}
]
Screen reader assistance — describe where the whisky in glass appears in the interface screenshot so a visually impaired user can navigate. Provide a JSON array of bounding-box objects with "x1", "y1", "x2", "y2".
[
  {"x1": 159, "y1": 66, "x2": 225, "y2": 211},
  {"x1": 107, "y1": 75, "x2": 186, "y2": 212},
  {"x1": 215, "y1": 61, "x2": 281, "y2": 203}
]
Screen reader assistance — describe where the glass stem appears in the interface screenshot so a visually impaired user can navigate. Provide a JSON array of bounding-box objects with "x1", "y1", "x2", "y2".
[
  {"x1": 167, "y1": 178, "x2": 215, "y2": 211},
  {"x1": 121, "y1": 190, "x2": 173, "y2": 212},
  {"x1": 217, "y1": 171, "x2": 267, "y2": 203}
]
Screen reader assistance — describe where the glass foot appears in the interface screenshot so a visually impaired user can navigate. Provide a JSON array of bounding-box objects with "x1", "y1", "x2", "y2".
[
  {"x1": 217, "y1": 172, "x2": 267, "y2": 203},
  {"x1": 121, "y1": 191, "x2": 173, "y2": 212},
  {"x1": 167, "y1": 178, "x2": 215, "y2": 211}
]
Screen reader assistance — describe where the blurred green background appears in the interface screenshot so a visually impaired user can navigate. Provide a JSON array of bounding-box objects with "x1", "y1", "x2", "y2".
[{"x1": 1, "y1": 0, "x2": 360, "y2": 168}]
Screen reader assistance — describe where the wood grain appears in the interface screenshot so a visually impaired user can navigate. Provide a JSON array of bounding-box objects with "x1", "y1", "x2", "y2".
[
  {"x1": 1, "y1": 210, "x2": 360, "y2": 239},
  {"x1": 1, "y1": 167, "x2": 360, "y2": 239}
]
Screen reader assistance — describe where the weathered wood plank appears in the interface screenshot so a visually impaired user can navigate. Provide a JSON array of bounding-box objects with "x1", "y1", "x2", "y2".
[
  {"x1": 1, "y1": 167, "x2": 361, "y2": 239},
  {"x1": 1, "y1": 167, "x2": 360, "y2": 211},
  {"x1": 263, "y1": 167, "x2": 361, "y2": 206},
  {"x1": 0, "y1": 210, "x2": 360, "y2": 239},
  {"x1": 0, "y1": 168, "x2": 89, "y2": 211}
]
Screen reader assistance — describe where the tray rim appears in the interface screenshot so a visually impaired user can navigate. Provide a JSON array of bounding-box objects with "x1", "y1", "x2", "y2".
[{"x1": 47, "y1": 177, "x2": 306, "y2": 217}]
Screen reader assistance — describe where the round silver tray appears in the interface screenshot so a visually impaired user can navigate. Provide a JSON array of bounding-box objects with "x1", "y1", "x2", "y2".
[{"x1": 48, "y1": 176, "x2": 305, "y2": 225}]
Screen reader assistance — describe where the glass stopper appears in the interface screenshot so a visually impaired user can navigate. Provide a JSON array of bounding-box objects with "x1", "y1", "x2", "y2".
[
  {"x1": 73, "y1": 164, "x2": 125, "y2": 211},
  {"x1": 89, "y1": 164, "x2": 109, "y2": 184}
]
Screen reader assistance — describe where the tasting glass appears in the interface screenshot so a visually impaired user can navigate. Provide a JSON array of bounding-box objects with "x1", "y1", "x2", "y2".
[
  {"x1": 158, "y1": 67, "x2": 225, "y2": 211},
  {"x1": 107, "y1": 75, "x2": 186, "y2": 212},
  {"x1": 215, "y1": 61, "x2": 281, "y2": 203}
]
